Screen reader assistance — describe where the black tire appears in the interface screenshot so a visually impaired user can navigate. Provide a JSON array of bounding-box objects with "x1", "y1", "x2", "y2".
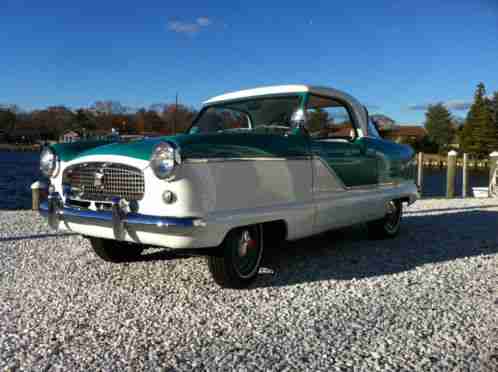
[
  {"x1": 89, "y1": 237, "x2": 145, "y2": 263},
  {"x1": 207, "y1": 225, "x2": 263, "y2": 289},
  {"x1": 367, "y1": 200, "x2": 403, "y2": 239}
]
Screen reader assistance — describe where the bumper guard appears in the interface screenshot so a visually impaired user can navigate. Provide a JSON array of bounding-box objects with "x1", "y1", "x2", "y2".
[{"x1": 40, "y1": 192, "x2": 206, "y2": 239}]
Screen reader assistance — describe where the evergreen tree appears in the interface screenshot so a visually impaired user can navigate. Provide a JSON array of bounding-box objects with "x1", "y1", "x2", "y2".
[
  {"x1": 462, "y1": 83, "x2": 497, "y2": 158},
  {"x1": 491, "y1": 91, "x2": 498, "y2": 135},
  {"x1": 424, "y1": 103, "x2": 454, "y2": 154},
  {"x1": 0, "y1": 109, "x2": 17, "y2": 136}
]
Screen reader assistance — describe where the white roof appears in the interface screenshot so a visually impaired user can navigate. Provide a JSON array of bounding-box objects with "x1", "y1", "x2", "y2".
[
  {"x1": 204, "y1": 85, "x2": 311, "y2": 105},
  {"x1": 203, "y1": 85, "x2": 362, "y2": 109}
]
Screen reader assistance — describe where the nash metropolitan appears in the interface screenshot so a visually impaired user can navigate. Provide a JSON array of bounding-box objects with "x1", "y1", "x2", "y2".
[{"x1": 40, "y1": 85, "x2": 418, "y2": 288}]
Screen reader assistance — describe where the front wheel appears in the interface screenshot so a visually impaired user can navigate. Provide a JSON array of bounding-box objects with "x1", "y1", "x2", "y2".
[
  {"x1": 89, "y1": 237, "x2": 145, "y2": 263},
  {"x1": 367, "y1": 200, "x2": 403, "y2": 239},
  {"x1": 207, "y1": 225, "x2": 263, "y2": 289}
]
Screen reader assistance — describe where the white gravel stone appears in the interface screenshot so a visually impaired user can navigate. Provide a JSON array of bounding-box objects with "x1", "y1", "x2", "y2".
[{"x1": 1, "y1": 198, "x2": 498, "y2": 371}]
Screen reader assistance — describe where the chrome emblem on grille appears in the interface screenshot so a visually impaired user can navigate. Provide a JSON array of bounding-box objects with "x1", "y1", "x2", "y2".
[{"x1": 94, "y1": 170, "x2": 105, "y2": 189}]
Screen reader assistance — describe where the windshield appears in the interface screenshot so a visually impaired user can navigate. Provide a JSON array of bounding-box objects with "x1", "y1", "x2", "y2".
[{"x1": 189, "y1": 95, "x2": 302, "y2": 134}]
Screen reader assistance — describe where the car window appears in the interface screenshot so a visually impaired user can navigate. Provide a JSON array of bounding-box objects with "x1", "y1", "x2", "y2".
[
  {"x1": 189, "y1": 95, "x2": 301, "y2": 135},
  {"x1": 192, "y1": 107, "x2": 250, "y2": 133},
  {"x1": 306, "y1": 95, "x2": 356, "y2": 140}
]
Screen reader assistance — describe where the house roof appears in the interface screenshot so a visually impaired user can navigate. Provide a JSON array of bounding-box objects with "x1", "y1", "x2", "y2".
[
  {"x1": 63, "y1": 130, "x2": 80, "y2": 137},
  {"x1": 387, "y1": 125, "x2": 427, "y2": 138}
]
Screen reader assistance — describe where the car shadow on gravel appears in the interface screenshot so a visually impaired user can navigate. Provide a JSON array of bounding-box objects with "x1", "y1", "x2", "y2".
[
  {"x1": 254, "y1": 209, "x2": 498, "y2": 288},
  {"x1": 0, "y1": 232, "x2": 77, "y2": 242},
  {"x1": 403, "y1": 204, "x2": 498, "y2": 214}
]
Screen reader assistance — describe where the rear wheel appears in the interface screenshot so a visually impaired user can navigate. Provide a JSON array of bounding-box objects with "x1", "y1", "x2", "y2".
[
  {"x1": 89, "y1": 237, "x2": 145, "y2": 263},
  {"x1": 207, "y1": 225, "x2": 263, "y2": 289},
  {"x1": 367, "y1": 200, "x2": 402, "y2": 239}
]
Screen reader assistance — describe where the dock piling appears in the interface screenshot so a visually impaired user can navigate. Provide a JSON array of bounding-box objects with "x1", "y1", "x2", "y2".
[
  {"x1": 446, "y1": 150, "x2": 457, "y2": 198},
  {"x1": 31, "y1": 181, "x2": 47, "y2": 210},
  {"x1": 489, "y1": 152, "x2": 498, "y2": 197},
  {"x1": 417, "y1": 152, "x2": 424, "y2": 195},
  {"x1": 462, "y1": 153, "x2": 468, "y2": 197}
]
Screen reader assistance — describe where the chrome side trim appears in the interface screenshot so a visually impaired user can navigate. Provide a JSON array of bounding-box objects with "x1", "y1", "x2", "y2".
[{"x1": 184, "y1": 156, "x2": 312, "y2": 164}]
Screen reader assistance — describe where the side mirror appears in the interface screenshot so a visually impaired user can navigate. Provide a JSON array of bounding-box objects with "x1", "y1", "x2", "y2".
[{"x1": 290, "y1": 109, "x2": 309, "y2": 131}]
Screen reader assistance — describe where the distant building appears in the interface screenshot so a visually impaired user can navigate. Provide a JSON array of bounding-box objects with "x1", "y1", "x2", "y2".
[
  {"x1": 61, "y1": 130, "x2": 81, "y2": 143},
  {"x1": 141, "y1": 131, "x2": 163, "y2": 138},
  {"x1": 380, "y1": 125, "x2": 427, "y2": 143}
]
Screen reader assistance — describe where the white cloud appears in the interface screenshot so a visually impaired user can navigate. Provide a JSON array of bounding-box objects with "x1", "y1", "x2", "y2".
[
  {"x1": 408, "y1": 100, "x2": 472, "y2": 111},
  {"x1": 444, "y1": 100, "x2": 472, "y2": 111},
  {"x1": 168, "y1": 17, "x2": 213, "y2": 35},
  {"x1": 407, "y1": 103, "x2": 430, "y2": 111},
  {"x1": 365, "y1": 104, "x2": 380, "y2": 111},
  {"x1": 196, "y1": 17, "x2": 212, "y2": 27},
  {"x1": 168, "y1": 21, "x2": 199, "y2": 34}
]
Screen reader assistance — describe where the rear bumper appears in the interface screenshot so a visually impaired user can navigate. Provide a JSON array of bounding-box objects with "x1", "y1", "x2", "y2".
[{"x1": 40, "y1": 192, "x2": 207, "y2": 245}]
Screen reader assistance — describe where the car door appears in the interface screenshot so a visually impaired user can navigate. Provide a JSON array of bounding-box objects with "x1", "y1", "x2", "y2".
[
  {"x1": 306, "y1": 95, "x2": 380, "y2": 232},
  {"x1": 311, "y1": 139, "x2": 377, "y2": 187}
]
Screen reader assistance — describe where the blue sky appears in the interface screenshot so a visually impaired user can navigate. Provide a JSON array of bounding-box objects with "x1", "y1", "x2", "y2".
[{"x1": 1, "y1": 0, "x2": 497, "y2": 124}]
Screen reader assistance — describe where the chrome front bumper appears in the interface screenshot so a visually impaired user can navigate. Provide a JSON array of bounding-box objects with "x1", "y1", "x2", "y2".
[{"x1": 40, "y1": 192, "x2": 206, "y2": 239}]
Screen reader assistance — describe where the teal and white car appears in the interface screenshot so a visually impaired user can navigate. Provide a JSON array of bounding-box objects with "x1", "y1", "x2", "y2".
[{"x1": 40, "y1": 85, "x2": 418, "y2": 288}]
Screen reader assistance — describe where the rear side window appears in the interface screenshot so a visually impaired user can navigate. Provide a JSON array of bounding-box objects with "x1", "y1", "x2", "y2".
[{"x1": 306, "y1": 95, "x2": 357, "y2": 140}]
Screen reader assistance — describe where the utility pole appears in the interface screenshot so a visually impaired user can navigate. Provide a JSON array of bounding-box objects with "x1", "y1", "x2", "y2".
[{"x1": 173, "y1": 92, "x2": 178, "y2": 134}]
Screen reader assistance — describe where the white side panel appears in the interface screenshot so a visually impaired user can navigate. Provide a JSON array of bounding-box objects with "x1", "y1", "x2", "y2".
[{"x1": 181, "y1": 159, "x2": 315, "y2": 240}]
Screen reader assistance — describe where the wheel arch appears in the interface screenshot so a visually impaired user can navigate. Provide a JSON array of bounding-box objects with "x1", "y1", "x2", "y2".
[
  {"x1": 218, "y1": 219, "x2": 288, "y2": 247},
  {"x1": 261, "y1": 219, "x2": 288, "y2": 245}
]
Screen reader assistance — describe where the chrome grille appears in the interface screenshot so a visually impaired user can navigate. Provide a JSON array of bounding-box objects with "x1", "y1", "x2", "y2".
[{"x1": 63, "y1": 162, "x2": 144, "y2": 201}]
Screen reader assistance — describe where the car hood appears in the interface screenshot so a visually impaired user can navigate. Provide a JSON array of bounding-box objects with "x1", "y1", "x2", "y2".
[{"x1": 57, "y1": 133, "x2": 310, "y2": 162}]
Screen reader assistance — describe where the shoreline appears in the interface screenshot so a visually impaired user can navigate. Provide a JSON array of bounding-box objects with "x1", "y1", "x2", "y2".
[{"x1": 0, "y1": 144, "x2": 40, "y2": 152}]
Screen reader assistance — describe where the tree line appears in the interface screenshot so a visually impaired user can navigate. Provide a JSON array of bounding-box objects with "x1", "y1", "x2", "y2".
[
  {"x1": 0, "y1": 101, "x2": 198, "y2": 143},
  {"x1": 424, "y1": 83, "x2": 498, "y2": 158},
  {"x1": 2, "y1": 84, "x2": 497, "y2": 157}
]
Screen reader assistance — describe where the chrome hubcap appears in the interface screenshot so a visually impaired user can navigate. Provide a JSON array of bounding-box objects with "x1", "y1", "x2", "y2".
[
  {"x1": 238, "y1": 230, "x2": 252, "y2": 257},
  {"x1": 234, "y1": 228, "x2": 260, "y2": 278}
]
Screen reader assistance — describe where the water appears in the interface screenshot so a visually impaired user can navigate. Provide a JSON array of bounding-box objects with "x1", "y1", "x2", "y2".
[
  {"x1": 0, "y1": 151, "x2": 492, "y2": 209},
  {"x1": 0, "y1": 151, "x2": 41, "y2": 210},
  {"x1": 421, "y1": 166, "x2": 490, "y2": 198}
]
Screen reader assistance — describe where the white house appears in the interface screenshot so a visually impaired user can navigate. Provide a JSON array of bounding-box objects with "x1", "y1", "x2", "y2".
[{"x1": 60, "y1": 130, "x2": 81, "y2": 143}]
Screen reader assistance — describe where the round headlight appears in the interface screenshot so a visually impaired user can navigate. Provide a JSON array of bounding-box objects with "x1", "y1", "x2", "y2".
[
  {"x1": 40, "y1": 147, "x2": 58, "y2": 177},
  {"x1": 150, "y1": 142, "x2": 181, "y2": 180}
]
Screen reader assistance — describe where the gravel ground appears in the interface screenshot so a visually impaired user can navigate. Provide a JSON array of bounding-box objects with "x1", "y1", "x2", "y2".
[{"x1": 1, "y1": 198, "x2": 497, "y2": 371}]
